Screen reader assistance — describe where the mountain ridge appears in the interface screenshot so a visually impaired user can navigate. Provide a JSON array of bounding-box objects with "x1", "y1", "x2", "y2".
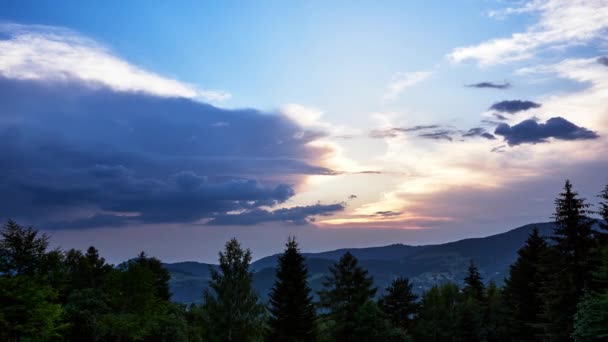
[{"x1": 165, "y1": 222, "x2": 555, "y2": 304}]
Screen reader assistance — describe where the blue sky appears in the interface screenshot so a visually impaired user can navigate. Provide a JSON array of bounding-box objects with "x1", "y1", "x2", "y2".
[{"x1": 1, "y1": 0, "x2": 608, "y2": 262}]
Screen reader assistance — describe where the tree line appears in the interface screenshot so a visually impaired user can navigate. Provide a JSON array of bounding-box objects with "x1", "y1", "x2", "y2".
[{"x1": 1, "y1": 180, "x2": 607, "y2": 341}]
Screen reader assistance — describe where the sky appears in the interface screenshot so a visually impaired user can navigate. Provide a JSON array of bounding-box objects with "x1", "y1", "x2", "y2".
[{"x1": 1, "y1": 0, "x2": 608, "y2": 263}]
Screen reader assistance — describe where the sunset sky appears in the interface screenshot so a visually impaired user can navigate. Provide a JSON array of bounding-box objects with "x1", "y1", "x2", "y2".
[{"x1": 2, "y1": 0, "x2": 608, "y2": 263}]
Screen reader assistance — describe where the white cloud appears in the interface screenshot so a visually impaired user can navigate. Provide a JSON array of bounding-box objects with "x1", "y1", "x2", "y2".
[
  {"x1": 449, "y1": 0, "x2": 608, "y2": 66},
  {"x1": 383, "y1": 71, "x2": 433, "y2": 100},
  {"x1": 0, "y1": 23, "x2": 230, "y2": 102},
  {"x1": 517, "y1": 56, "x2": 608, "y2": 129}
]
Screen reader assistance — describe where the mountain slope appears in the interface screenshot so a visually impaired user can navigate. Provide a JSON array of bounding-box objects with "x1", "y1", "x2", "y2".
[{"x1": 167, "y1": 222, "x2": 554, "y2": 304}]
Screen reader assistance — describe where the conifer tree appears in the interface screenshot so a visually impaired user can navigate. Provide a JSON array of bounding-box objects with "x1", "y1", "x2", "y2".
[
  {"x1": 267, "y1": 237, "x2": 316, "y2": 342},
  {"x1": 318, "y1": 251, "x2": 377, "y2": 341},
  {"x1": 541, "y1": 180, "x2": 596, "y2": 341},
  {"x1": 463, "y1": 260, "x2": 484, "y2": 301},
  {"x1": 484, "y1": 281, "x2": 508, "y2": 341},
  {"x1": 458, "y1": 261, "x2": 485, "y2": 341},
  {"x1": 503, "y1": 227, "x2": 549, "y2": 340},
  {"x1": 379, "y1": 277, "x2": 419, "y2": 333},
  {"x1": 413, "y1": 283, "x2": 460, "y2": 341},
  {"x1": 203, "y1": 238, "x2": 266, "y2": 342}
]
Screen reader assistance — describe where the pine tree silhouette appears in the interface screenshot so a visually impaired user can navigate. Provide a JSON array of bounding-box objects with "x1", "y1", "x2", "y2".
[{"x1": 267, "y1": 237, "x2": 316, "y2": 342}]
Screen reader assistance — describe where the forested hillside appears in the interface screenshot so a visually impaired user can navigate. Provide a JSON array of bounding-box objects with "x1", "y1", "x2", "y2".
[{"x1": 2, "y1": 180, "x2": 608, "y2": 341}]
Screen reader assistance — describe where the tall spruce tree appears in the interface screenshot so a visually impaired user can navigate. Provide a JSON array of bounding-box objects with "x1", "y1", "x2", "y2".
[
  {"x1": 503, "y1": 227, "x2": 549, "y2": 340},
  {"x1": 318, "y1": 251, "x2": 377, "y2": 341},
  {"x1": 379, "y1": 277, "x2": 419, "y2": 333},
  {"x1": 267, "y1": 237, "x2": 316, "y2": 342},
  {"x1": 541, "y1": 180, "x2": 596, "y2": 341},
  {"x1": 458, "y1": 261, "x2": 485, "y2": 341},
  {"x1": 203, "y1": 238, "x2": 266, "y2": 342}
]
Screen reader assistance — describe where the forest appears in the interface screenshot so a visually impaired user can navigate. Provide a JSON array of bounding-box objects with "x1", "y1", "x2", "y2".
[{"x1": 1, "y1": 180, "x2": 607, "y2": 342}]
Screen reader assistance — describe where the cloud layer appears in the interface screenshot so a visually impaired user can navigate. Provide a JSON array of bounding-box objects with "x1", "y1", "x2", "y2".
[
  {"x1": 0, "y1": 23, "x2": 230, "y2": 102},
  {"x1": 449, "y1": 0, "x2": 608, "y2": 66}
]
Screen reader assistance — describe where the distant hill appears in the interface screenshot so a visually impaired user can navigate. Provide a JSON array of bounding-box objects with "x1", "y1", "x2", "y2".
[{"x1": 165, "y1": 222, "x2": 555, "y2": 304}]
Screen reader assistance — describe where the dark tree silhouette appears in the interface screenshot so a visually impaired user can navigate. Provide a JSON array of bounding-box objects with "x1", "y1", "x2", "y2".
[
  {"x1": 463, "y1": 260, "x2": 484, "y2": 301},
  {"x1": 541, "y1": 180, "x2": 596, "y2": 341},
  {"x1": 318, "y1": 251, "x2": 377, "y2": 341},
  {"x1": 203, "y1": 238, "x2": 266, "y2": 342},
  {"x1": 503, "y1": 227, "x2": 549, "y2": 340},
  {"x1": 267, "y1": 237, "x2": 316, "y2": 342},
  {"x1": 379, "y1": 277, "x2": 419, "y2": 333}
]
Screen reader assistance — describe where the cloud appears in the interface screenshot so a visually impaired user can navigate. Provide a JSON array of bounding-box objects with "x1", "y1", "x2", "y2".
[
  {"x1": 494, "y1": 117, "x2": 599, "y2": 146},
  {"x1": 383, "y1": 71, "x2": 433, "y2": 100},
  {"x1": 489, "y1": 100, "x2": 541, "y2": 113},
  {"x1": 0, "y1": 74, "x2": 339, "y2": 228},
  {"x1": 462, "y1": 127, "x2": 496, "y2": 140},
  {"x1": 374, "y1": 211, "x2": 402, "y2": 217},
  {"x1": 207, "y1": 203, "x2": 346, "y2": 225},
  {"x1": 493, "y1": 113, "x2": 509, "y2": 121},
  {"x1": 490, "y1": 145, "x2": 507, "y2": 153},
  {"x1": 0, "y1": 23, "x2": 230, "y2": 102},
  {"x1": 449, "y1": 0, "x2": 608, "y2": 66},
  {"x1": 370, "y1": 125, "x2": 441, "y2": 138},
  {"x1": 418, "y1": 130, "x2": 455, "y2": 141},
  {"x1": 598, "y1": 56, "x2": 608, "y2": 67},
  {"x1": 465, "y1": 81, "x2": 511, "y2": 89},
  {"x1": 371, "y1": 125, "x2": 496, "y2": 141}
]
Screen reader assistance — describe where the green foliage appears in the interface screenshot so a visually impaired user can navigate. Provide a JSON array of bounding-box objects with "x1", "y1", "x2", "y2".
[
  {"x1": 63, "y1": 288, "x2": 110, "y2": 341},
  {"x1": 267, "y1": 237, "x2": 316, "y2": 342},
  {"x1": 483, "y1": 281, "x2": 509, "y2": 342},
  {"x1": 0, "y1": 275, "x2": 64, "y2": 341},
  {"x1": 572, "y1": 291, "x2": 608, "y2": 341},
  {"x1": 0, "y1": 219, "x2": 51, "y2": 276},
  {"x1": 413, "y1": 283, "x2": 460, "y2": 341},
  {"x1": 318, "y1": 251, "x2": 377, "y2": 341},
  {"x1": 203, "y1": 238, "x2": 266, "y2": 342},
  {"x1": 573, "y1": 246, "x2": 608, "y2": 341},
  {"x1": 0, "y1": 220, "x2": 65, "y2": 341},
  {"x1": 378, "y1": 277, "x2": 418, "y2": 333},
  {"x1": 350, "y1": 301, "x2": 410, "y2": 342}
]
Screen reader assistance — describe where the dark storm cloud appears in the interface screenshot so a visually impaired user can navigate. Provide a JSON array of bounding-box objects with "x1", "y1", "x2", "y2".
[
  {"x1": 207, "y1": 203, "x2": 346, "y2": 225},
  {"x1": 0, "y1": 77, "x2": 337, "y2": 228},
  {"x1": 466, "y1": 81, "x2": 511, "y2": 89},
  {"x1": 462, "y1": 127, "x2": 496, "y2": 140},
  {"x1": 598, "y1": 56, "x2": 608, "y2": 67},
  {"x1": 489, "y1": 100, "x2": 541, "y2": 113},
  {"x1": 494, "y1": 117, "x2": 599, "y2": 146}
]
